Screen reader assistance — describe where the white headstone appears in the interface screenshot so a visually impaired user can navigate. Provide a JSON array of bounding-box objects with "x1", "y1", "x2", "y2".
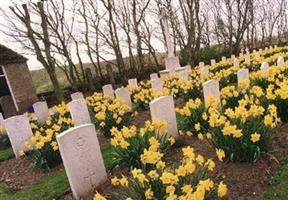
[
  {"x1": 260, "y1": 62, "x2": 269, "y2": 78},
  {"x1": 277, "y1": 56, "x2": 284, "y2": 67},
  {"x1": 175, "y1": 67, "x2": 188, "y2": 80},
  {"x1": 210, "y1": 59, "x2": 216, "y2": 65},
  {"x1": 56, "y1": 124, "x2": 107, "y2": 199},
  {"x1": 221, "y1": 56, "x2": 226, "y2": 61},
  {"x1": 165, "y1": 57, "x2": 181, "y2": 70},
  {"x1": 255, "y1": 52, "x2": 260, "y2": 58},
  {"x1": 115, "y1": 87, "x2": 132, "y2": 108},
  {"x1": 233, "y1": 58, "x2": 239, "y2": 67},
  {"x1": 203, "y1": 80, "x2": 221, "y2": 105},
  {"x1": 4, "y1": 115, "x2": 33, "y2": 158},
  {"x1": 150, "y1": 96, "x2": 178, "y2": 137},
  {"x1": 128, "y1": 78, "x2": 138, "y2": 87},
  {"x1": 102, "y1": 84, "x2": 114, "y2": 99},
  {"x1": 0, "y1": 113, "x2": 4, "y2": 127},
  {"x1": 237, "y1": 69, "x2": 249, "y2": 83},
  {"x1": 150, "y1": 73, "x2": 158, "y2": 80},
  {"x1": 199, "y1": 62, "x2": 205, "y2": 68},
  {"x1": 71, "y1": 92, "x2": 84, "y2": 101},
  {"x1": 159, "y1": 69, "x2": 171, "y2": 80},
  {"x1": 184, "y1": 65, "x2": 191, "y2": 72},
  {"x1": 244, "y1": 54, "x2": 250, "y2": 63},
  {"x1": 265, "y1": 47, "x2": 268, "y2": 51},
  {"x1": 33, "y1": 101, "x2": 49, "y2": 124},
  {"x1": 231, "y1": 55, "x2": 236, "y2": 60},
  {"x1": 69, "y1": 99, "x2": 91, "y2": 126},
  {"x1": 151, "y1": 78, "x2": 163, "y2": 91},
  {"x1": 200, "y1": 65, "x2": 209, "y2": 77}
]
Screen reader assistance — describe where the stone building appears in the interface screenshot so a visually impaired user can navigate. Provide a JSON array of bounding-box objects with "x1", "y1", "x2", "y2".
[{"x1": 0, "y1": 44, "x2": 37, "y2": 118}]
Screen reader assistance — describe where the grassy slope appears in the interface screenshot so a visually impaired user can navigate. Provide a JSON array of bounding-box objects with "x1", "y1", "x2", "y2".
[
  {"x1": 0, "y1": 144, "x2": 114, "y2": 200},
  {"x1": 262, "y1": 156, "x2": 288, "y2": 200}
]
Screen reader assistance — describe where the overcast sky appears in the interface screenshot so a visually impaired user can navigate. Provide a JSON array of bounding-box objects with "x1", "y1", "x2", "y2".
[
  {"x1": 0, "y1": 0, "x2": 45, "y2": 70},
  {"x1": 0, "y1": 0, "x2": 166, "y2": 72}
]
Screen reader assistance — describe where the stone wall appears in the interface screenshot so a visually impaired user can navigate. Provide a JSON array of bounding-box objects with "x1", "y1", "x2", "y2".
[{"x1": 3, "y1": 63, "x2": 37, "y2": 113}]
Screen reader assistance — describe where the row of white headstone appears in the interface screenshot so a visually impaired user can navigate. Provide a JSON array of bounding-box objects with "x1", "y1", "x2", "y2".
[
  {"x1": 1, "y1": 52, "x2": 285, "y2": 199},
  {"x1": 1, "y1": 94, "x2": 104, "y2": 199}
]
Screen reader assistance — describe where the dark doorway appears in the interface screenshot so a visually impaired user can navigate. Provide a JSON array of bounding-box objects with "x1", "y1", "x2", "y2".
[{"x1": 0, "y1": 66, "x2": 15, "y2": 118}]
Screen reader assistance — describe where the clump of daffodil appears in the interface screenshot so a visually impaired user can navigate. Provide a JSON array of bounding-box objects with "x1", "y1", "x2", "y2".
[
  {"x1": 87, "y1": 92, "x2": 131, "y2": 137},
  {"x1": 108, "y1": 146, "x2": 228, "y2": 200},
  {"x1": 110, "y1": 120, "x2": 174, "y2": 170},
  {"x1": 176, "y1": 98, "x2": 210, "y2": 137},
  {"x1": 208, "y1": 95, "x2": 280, "y2": 162},
  {"x1": 25, "y1": 102, "x2": 74, "y2": 169}
]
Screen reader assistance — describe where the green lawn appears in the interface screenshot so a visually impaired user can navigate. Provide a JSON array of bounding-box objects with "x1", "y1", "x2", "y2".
[
  {"x1": 0, "y1": 148, "x2": 14, "y2": 162},
  {"x1": 262, "y1": 156, "x2": 288, "y2": 200},
  {"x1": 0, "y1": 144, "x2": 114, "y2": 199}
]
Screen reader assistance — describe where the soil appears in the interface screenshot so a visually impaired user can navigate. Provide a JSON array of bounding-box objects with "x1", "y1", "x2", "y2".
[
  {"x1": 1, "y1": 120, "x2": 288, "y2": 199},
  {"x1": 0, "y1": 157, "x2": 64, "y2": 190}
]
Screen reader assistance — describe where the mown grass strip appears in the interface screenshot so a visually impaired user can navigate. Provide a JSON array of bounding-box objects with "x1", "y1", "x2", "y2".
[{"x1": 0, "y1": 144, "x2": 114, "y2": 199}]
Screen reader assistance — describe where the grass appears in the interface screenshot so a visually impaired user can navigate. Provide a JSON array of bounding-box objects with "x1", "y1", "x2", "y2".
[
  {"x1": 262, "y1": 156, "x2": 288, "y2": 199},
  {"x1": 0, "y1": 144, "x2": 114, "y2": 199},
  {"x1": 0, "y1": 148, "x2": 14, "y2": 162}
]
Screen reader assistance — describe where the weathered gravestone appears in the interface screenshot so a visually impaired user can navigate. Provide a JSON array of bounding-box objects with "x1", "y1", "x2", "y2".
[
  {"x1": 4, "y1": 115, "x2": 33, "y2": 158},
  {"x1": 150, "y1": 96, "x2": 178, "y2": 137},
  {"x1": 102, "y1": 84, "x2": 114, "y2": 99},
  {"x1": 151, "y1": 78, "x2": 163, "y2": 91},
  {"x1": 203, "y1": 80, "x2": 221, "y2": 106},
  {"x1": 260, "y1": 62, "x2": 269, "y2": 78},
  {"x1": 56, "y1": 124, "x2": 107, "y2": 200},
  {"x1": 231, "y1": 55, "x2": 236, "y2": 61},
  {"x1": 71, "y1": 92, "x2": 84, "y2": 101},
  {"x1": 237, "y1": 69, "x2": 249, "y2": 87},
  {"x1": 150, "y1": 73, "x2": 158, "y2": 80},
  {"x1": 277, "y1": 56, "x2": 285, "y2": 67},
  {"x1": 69, "y1": 99, "x2": 91, "y2": 126},
  {"x1": 0, "y1": 96, "x2": 17, "y2": 118},
  {"x1": 222, "y1": 56, "x2": 226, "y2": 62},
  {"x1": 115, "y1": 87, "x2": 132, "y2": 108},
  {"x1": 33, "y1": 101, "x2": 49, "y2": 124},
  {"x1": 128, "y1": 78, "x2": 138, "y2": 87}
]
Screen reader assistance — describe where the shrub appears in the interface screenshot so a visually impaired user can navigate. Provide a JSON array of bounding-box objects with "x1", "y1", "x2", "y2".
[{"x1": 109, "y1": 120, "x2": 174, "y2": 170}]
